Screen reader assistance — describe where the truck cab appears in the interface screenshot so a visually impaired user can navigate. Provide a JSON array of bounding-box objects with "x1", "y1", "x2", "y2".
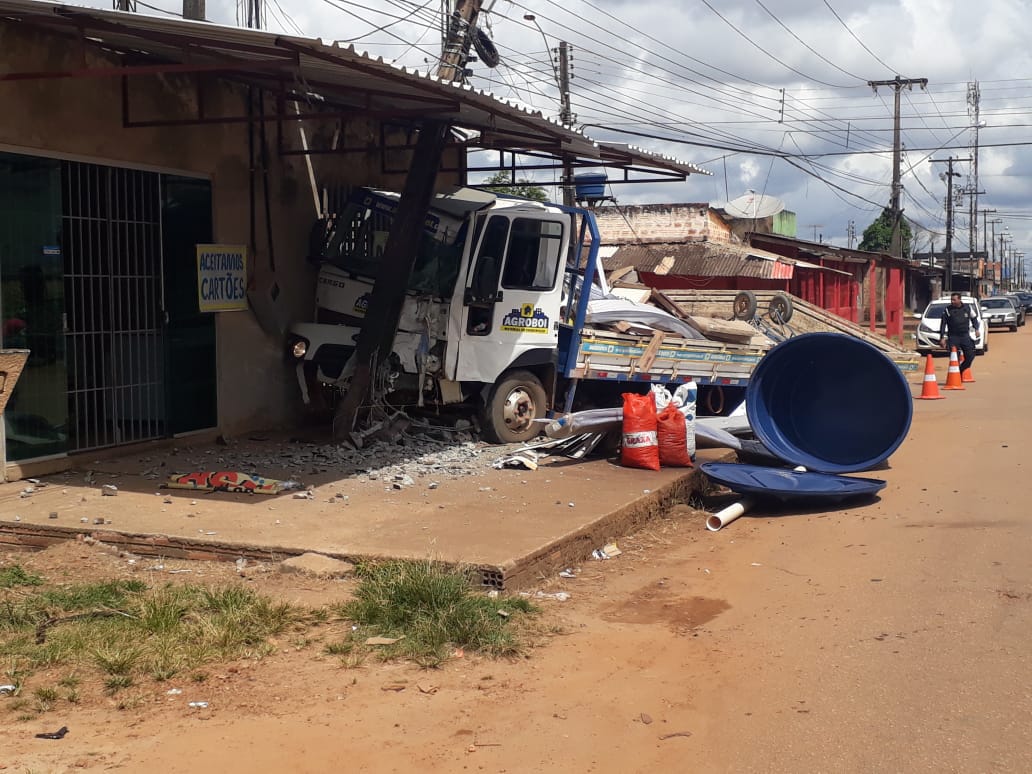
[{"x1": 288, "y1": 186, "x2": 584, "y2": 442}]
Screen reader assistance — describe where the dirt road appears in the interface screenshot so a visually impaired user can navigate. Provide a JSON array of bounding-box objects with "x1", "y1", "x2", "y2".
[{"x1": 5, "y1": 330, "x2": 1031, "y2": 773}]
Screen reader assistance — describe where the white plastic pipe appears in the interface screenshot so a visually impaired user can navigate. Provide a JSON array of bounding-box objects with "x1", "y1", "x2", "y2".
[{"x1": 706, "y1": 497, "x2": 754, "y2": 532}]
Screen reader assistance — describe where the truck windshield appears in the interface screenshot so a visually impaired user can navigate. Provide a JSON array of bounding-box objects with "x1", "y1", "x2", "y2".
[{"x1": 320, "y1": 191, "x2": 465, "y2": 297}]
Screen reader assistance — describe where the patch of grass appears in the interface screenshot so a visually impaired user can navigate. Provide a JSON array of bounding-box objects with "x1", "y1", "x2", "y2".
[
  {"x1": 33, "y1": 686, "x2": 58, "y2": 712},
  {"x1": 40, "y1": 579, "x2": 147, "y2": 612},
  {"x1": 0, "y1": 565, "x2": 44, "y2": 589},
  {"x1": 92, "y1": 645, "x2": 141, "y2": 676},
  {"x1": 0, "y1": 577, "x2": 311, "y2": 701},
  {"x1": 337, "y1": 560, "x2": 538, "y2": 665},
  {"x1": 58, "y1": 673, "x2": 81, "y2": 689},
  {"x1": 104, "y1": 675, "x2": 134, "y2": 694},
  {"x1": 323, "y1": 640, "x2": 353, "y2": 656}
]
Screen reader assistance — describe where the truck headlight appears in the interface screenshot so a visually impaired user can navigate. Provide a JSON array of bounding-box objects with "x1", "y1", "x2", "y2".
[{"x1": 291, "y1": 339, "x2": 308, "y2": 359}]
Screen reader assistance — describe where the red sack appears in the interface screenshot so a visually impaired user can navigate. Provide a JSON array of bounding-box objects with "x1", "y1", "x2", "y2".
[
  {"x1": 621, "y1": 392, "x2": 660, "y2": 471},
  {"x1": 657, "y1": 403, "x2": 693, "y2": 467}
]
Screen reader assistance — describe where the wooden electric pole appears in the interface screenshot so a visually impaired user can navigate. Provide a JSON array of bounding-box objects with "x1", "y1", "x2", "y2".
[
  {"x1": 868, "y1": 76, "x2": 928, "y2": 258},
  {"x1": 931, "y1": 156, "x2": 966, "y2": 293},
  {"x1": 334, "y1": 1, "x2": 480, "y2": 437}
]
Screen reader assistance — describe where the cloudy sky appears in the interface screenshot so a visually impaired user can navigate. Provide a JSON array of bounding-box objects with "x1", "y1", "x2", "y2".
[{"x1": 85, "y1": 0, "x2": 1032, "y2": 263}]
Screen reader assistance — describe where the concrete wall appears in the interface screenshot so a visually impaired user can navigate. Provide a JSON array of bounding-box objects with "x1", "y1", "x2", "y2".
[
  {"x1": 593, "y1": 203, "x2": 729, "y2": 244},
  {"x1": 0, "y1": 21, "x2": 460, "y2": 439}
]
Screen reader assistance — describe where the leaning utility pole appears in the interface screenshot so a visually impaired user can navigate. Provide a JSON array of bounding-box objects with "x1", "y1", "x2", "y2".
[
  {"x1": 931, "y1": 156, "x2": 964, "y2": 292},
  {"x1": 334, "y1": 1, "x2": 481, "y2": 437},
  {"x1": 869, "y1": 76, "x2": 928, "y2": 257}
]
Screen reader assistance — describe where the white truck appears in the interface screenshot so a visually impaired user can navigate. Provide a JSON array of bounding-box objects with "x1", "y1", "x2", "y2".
[{"x1": 287, "y1": 187, "x2": 770, "y2": 442}]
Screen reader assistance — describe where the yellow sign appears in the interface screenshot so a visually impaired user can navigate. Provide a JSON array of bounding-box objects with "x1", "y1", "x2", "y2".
[{"x1": 196, "y1": 244, "x2": 248, "y2": 312}]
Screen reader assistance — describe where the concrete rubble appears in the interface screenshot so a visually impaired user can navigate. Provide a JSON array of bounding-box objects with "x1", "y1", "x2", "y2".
[{"x1": 141, "y1": 434, "x2": 537, "y2": 490}]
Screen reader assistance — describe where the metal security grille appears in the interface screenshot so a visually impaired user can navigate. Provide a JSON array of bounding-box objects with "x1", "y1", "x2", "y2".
[{"x1": 62, "y1": 161, "x2": 166, "y2": 452}]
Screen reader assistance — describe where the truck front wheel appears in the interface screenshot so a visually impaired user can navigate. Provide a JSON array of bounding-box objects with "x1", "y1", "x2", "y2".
[{"x1": 482, "y1": 370, "x2": 547, "y2": 444}]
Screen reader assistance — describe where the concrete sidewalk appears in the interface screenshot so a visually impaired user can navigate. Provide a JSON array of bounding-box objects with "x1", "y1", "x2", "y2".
[{"x1": 0, "y1": 435, "x2": 715, "y2": 589}]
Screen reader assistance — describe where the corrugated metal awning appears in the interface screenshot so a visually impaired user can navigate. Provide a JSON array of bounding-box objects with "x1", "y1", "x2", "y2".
[{"x1": 0, "y1": 0, "x2": 707, "y2": 181}]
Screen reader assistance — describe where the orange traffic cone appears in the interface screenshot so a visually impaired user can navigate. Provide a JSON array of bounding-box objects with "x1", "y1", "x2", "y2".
[
  {"x1": 961, "y1": 357, "x2": 976, "y2": 383},
  {"x1": 917, "y1": 353, "x2": 945, "y2": 400},
  {"x1": 944, "y1": 347, "x2": 965, "y2": 390}
]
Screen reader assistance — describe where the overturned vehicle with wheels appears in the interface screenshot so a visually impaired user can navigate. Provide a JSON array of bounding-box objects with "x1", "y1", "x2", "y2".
[{"x1": 288, "y1": 187, "x2": 784, "y2": 443}]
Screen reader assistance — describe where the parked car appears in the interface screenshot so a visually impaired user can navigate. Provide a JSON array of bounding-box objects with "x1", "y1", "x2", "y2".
[
  {"x1": 914, "y1": 295, "x2": 989, "y2": 355},
  {"x1": 981, "y1": 296, "x2": 1020, "y2": 332},
  {"x1": 1006, "y1": 291, "x2": 1032, "y2": 323},
  {"x1": 1004, "y1": 294, "x2": 1027, "y2": 326}
]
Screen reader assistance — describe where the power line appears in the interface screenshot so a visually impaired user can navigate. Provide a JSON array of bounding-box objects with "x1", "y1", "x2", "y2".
[
  {"x1": 821, "y1": 0, "x2": 895, "y2": 72},
  {"x1": 751, "y1": 0, "x2": 867, "y2": 82}
]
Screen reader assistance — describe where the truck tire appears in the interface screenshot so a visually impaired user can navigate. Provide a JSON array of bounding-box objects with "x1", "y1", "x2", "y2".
[
  {"x1": 481, "y1": 370, "x2": 547, "y2": 444},
  {"x1": 768, "y1": 292, "x2": 794, "y2": 323},
  {"x1": 732, "y1": 290, "x2": 757, "y2": 320}
]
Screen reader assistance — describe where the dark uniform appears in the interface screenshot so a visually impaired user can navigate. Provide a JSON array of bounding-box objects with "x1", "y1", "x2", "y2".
[{"x1": 940, "y1": 301, "x2": 980, "y2": 374}]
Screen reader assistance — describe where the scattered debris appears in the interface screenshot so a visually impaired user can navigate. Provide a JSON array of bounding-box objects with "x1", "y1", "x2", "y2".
[
  {"x1": 659, "y1": 731, "x2": 693, "y2": 740},
  {"x1": 417, "y1": 684, "x2": 438, "y2": 695},
  {"x1": 591, "y1": 542, "x2": 622, "y2": 560},
  {"x1": 381, "y1": 683, "x2": 407, "y2": 692},
  {"x1": 35, "y1": 726, "x2": 70, "y2": 740},
  {"x1": 279, "y1": 553, "x2": 355, "y2": 578},
  {"x1": 0, "y1": 684, "x2": 17, "y2": 695},
  {"x1": 558, "y1": 568, "x2": 578, "y2": 579},
  {"x1": 523, "y1": 591, "x2": 571, "y2": 602},
  {"x1": 164, "y1": 471, "x2": 301, "y2": 495},
  {"x1": 293, "y1": 490, "x2": 315, "y2": 500},
  {"x1": 101, "y1": 484, "x2": 118, "y2": 497},
  {"x1": 48, "y1": 512, "x2": 58, "y2": 520},
  {"x1": 493, "y1": 451, "x2": 539, "y2": 471},
  {"x1": 640, "y1": 713, "x2": 654, "y2": 725},
  {"x1": 365, "y1": 636, "x2": 404, "y2": 646},
  {"x1": 166, "y1": 688, "x2": 183, "y2": 696},
  {"x1": 187, "y1": 702, "x2": 209, "y2": 709}
]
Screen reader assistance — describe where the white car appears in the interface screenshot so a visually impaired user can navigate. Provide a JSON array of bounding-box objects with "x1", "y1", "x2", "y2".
[
  {"x1": 981, "y1": 296, "x2": 1020, "y2": 332},
  {"x1": 914, "y1": 295, "x2": 988, "y2": 355}
]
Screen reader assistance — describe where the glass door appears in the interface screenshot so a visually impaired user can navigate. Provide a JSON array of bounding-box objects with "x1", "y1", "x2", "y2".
[{"x1": 0, "y1": 153, "x2": 68, "y2": 462}]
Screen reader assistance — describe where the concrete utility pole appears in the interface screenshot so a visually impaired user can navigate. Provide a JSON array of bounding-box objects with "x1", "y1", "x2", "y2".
[
  {"x1": 931, "y1": 156, "x2": 965, "y2": 292},
  {"x1": 869, "y1": 76, "x2": 928, "y2": 257},
  {"x1": 334, "y1": 1, "x2": 480, "y2": 437},
  {"x1": 558, "y1": 41, "x2": 575, "y2": 206}
]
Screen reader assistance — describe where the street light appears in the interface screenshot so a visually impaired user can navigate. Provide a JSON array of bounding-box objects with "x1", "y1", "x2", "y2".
[{"x1": 522, "y1": 14, "x2": 561, "y2": 92}]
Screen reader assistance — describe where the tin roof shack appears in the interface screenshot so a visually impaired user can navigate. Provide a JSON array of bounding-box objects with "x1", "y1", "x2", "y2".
[
  {"x1": 746, "y1": 233, "x2": 915, "y2": 345},
  {"x1": 912, "y1": 251, "x2": 988, "y2": 298},
  {"x1": 594, "y1": 204, "x2": 849, "y2": 304}
]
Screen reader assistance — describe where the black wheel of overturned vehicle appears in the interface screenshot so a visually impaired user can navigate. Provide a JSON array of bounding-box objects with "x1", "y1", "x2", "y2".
[
  {"x1": 472, "y1": 26, "x2": 501, "y2": 68},
  {"x1": 768, "y1": 292, "x2": 795, "y2": 323},
  {"x1": 482, "y1": 370, "x2": 547, "y2": 444},
  {"x1": 732, "y1": 290, "x2": 757, "y2": 320}
]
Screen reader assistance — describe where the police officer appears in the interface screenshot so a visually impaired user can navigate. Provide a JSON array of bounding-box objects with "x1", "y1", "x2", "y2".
[{"x1": 939, "y1": 292, "x2": 981, "y2": 376}]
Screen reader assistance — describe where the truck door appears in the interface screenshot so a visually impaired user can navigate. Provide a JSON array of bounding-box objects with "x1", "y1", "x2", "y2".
[{"x1": 452, "y1": 212, "x2": 567, "y2": 383}]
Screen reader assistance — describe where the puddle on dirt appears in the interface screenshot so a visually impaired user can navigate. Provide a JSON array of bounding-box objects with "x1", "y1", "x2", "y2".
[{"x1": 601, "y1": 586, "x2": 730, "y2": 629}]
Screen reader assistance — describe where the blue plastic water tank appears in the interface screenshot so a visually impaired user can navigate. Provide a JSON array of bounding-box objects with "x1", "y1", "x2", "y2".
[
  {"x1": 574, "y1": 173, "x2": 607, "y2": 200},
  {"x1": 745, "y1": 333, "x2": 913, "y2": 473}
]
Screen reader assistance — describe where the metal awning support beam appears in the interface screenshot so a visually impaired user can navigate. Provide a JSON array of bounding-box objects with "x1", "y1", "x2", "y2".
[{"x1": 0, "y1": 58, "x2": 293, "y2": 81}]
